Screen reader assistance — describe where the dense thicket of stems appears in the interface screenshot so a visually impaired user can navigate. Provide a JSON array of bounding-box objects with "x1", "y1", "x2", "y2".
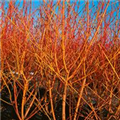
[{"x1": 1, "y1": 0, "x2": 120, "y2": 120}]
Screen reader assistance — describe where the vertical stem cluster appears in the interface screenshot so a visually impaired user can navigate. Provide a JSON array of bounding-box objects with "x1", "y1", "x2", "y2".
[{"x1": 1, "y1": 0, "x2": 120, "y2": 119}]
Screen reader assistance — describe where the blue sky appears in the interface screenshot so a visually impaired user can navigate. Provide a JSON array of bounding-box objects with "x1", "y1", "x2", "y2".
[
  {"x1": 1, "y1": 0, "x2": 119, "y2": 44},
  {"x1": 2, "y1": 0, "x2": 120, "y2": 36},
  {"x1": 3, "y1": 0, "x2": 119, "y2": 17}
]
